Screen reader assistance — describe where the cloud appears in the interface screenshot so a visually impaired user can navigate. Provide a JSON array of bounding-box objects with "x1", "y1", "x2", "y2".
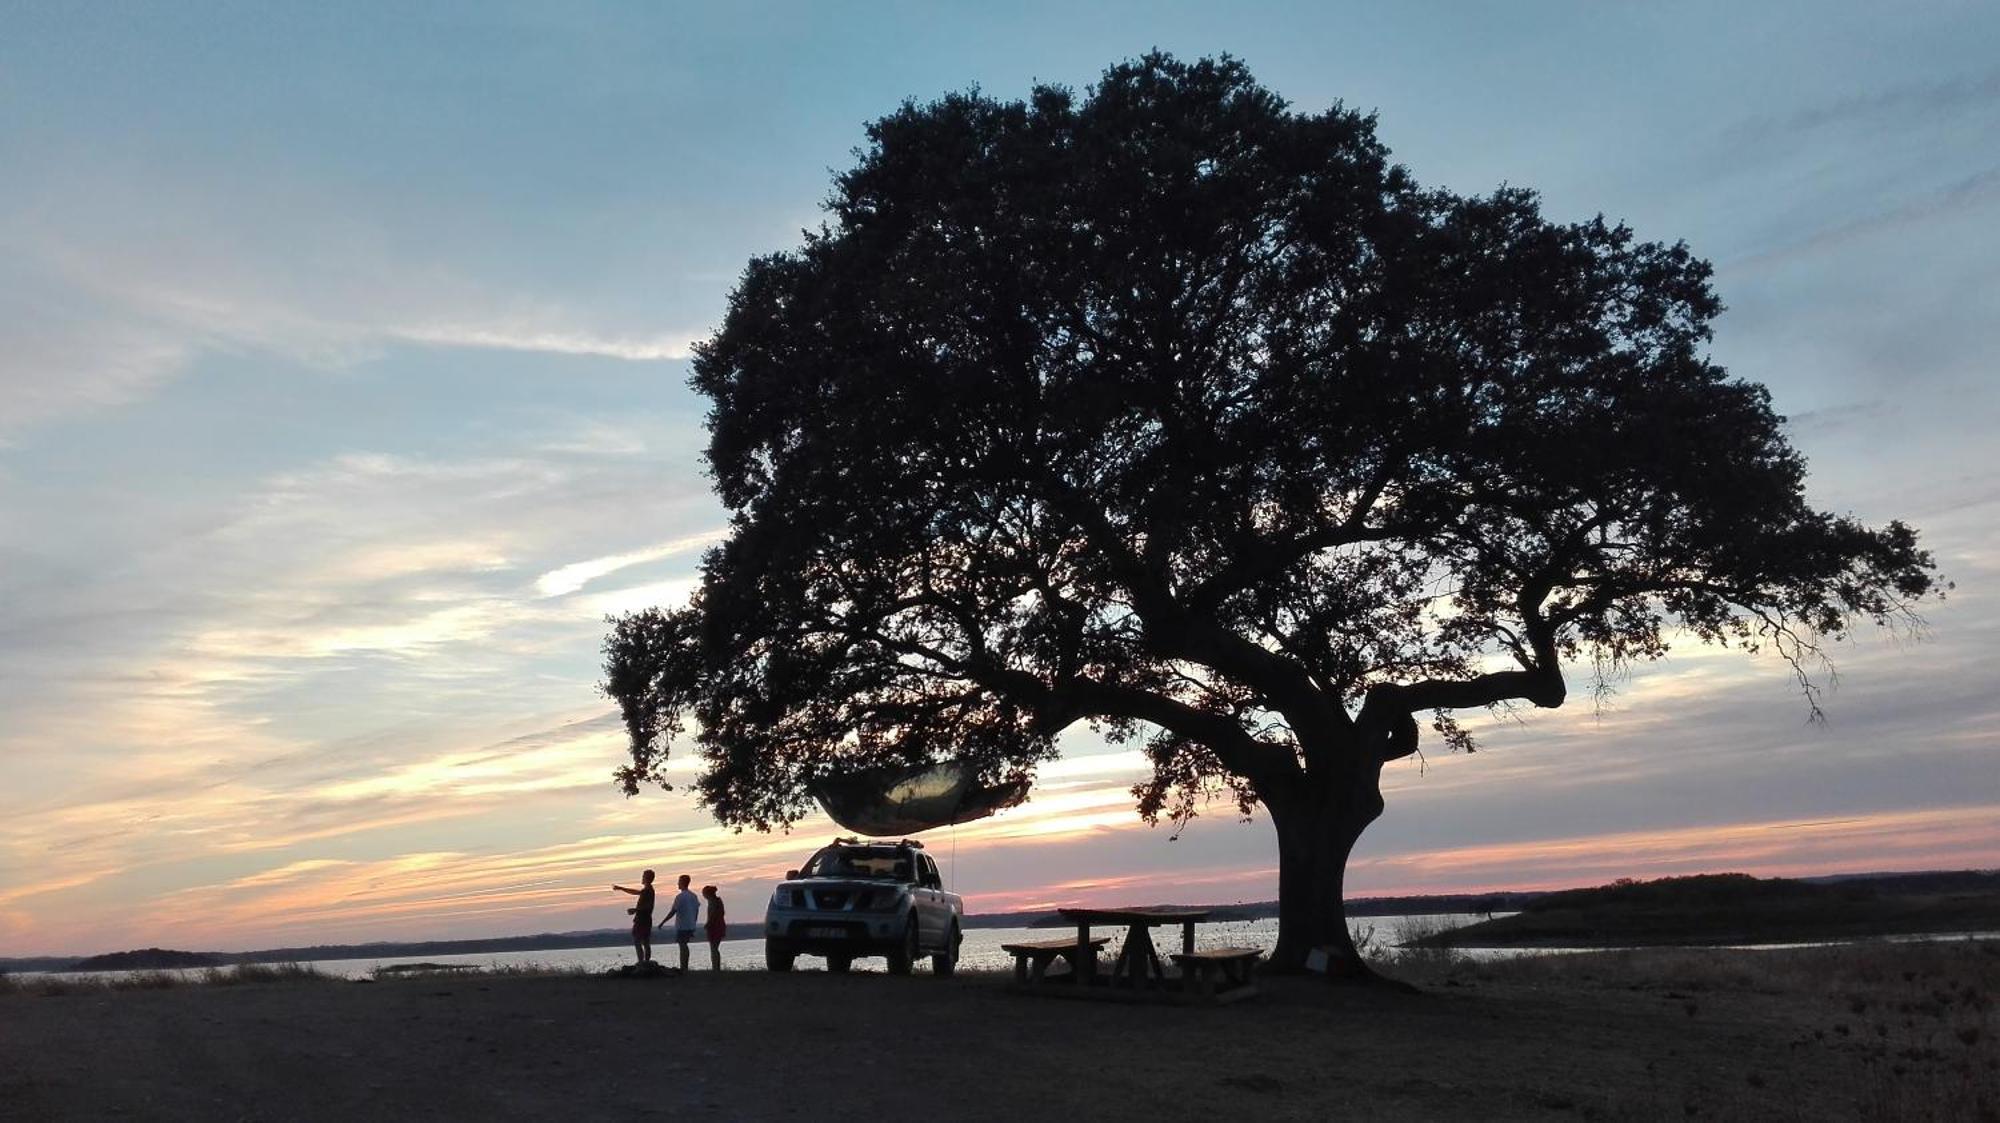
[
  {"x1": 534, "y1": 530, "x2": 728, "y2": 598},
  {"x1": 578, "y1": 578, "x2": 703, "y2": 618},
  {"x1": 1724, "y1": 67, "x2": 2000, "y2": 146},
  {"x1": 1731, "y1": 165, "x2": 2000, "y2": 272},
  {"x1": 0, "y1": 419, "x2": 733, "y2": 954},
  {"x1": 1785, "y1": 399, "x2": 1890, "y2": 435},
  {"x1": 0, "y1": 170, "x2": 705, "y2": 433},
  {"x1": 328, "y1": 541, "x2": 515, "y2": 583},
  {"x1": 1349, "y1": 804, "x2": 2000, "y2": 895},
  {"x1": 0, "y1": 271, "x2": 195, "y2": 429},
  {"x1": 391, "y1": 324, "x2": 700, "y2": 362},
  {"x1": 100, "y1": 816, "x2": 826, "y2": 950},
  {"x1": 5, "y1": 417, "x2": 1994, "y2": 955},
  {"x1": 532, "y1": 419, "x2": 656, "y2": 458}
]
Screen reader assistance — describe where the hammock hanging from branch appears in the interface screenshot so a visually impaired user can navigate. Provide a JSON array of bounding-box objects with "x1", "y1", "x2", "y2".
[{"x1": 808, "y1": 760, "x2": 1030, "y2": 838}]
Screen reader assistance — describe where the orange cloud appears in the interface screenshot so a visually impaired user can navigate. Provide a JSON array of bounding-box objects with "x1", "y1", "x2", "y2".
[
  {"x1": 11, "y1": 731, "x2": 1996, "y2": 956},
  {"x1": 1346, "y1": 803, "x2": 2000, "y2": 896}
]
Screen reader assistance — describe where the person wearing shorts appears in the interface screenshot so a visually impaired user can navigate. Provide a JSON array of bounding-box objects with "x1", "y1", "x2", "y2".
[
  {"x1": 702, "y1": 885, "x2": 727, "y2": 970},
  {"x1": 659, "y1": 874, "x2": 702, "y2": 972},
  {"x1": 611, "y1": 870, "x2": 656, "y2": 965}
]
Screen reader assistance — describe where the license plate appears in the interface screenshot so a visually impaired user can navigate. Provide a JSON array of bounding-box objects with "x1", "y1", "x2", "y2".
[{"x1": 807, "y1": 927, "x2": 847, "y2": 939}]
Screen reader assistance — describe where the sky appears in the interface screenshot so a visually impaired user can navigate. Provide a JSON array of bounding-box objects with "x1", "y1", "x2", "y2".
[{"x1": 2, "y1": 1, "x2": 1997, "y2": 957}]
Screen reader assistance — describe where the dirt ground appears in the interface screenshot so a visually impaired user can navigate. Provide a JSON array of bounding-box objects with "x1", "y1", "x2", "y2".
[{"x1": 3, "y1": 942, "x2": 1995, "y2": 1121}]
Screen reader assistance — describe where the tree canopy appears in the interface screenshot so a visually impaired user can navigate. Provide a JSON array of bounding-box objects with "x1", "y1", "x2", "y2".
[{"x1": 603, "y1": 53, "x2": 1937, "y2": 969}]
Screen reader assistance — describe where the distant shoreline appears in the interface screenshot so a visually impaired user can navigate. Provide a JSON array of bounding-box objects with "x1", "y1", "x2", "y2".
[
  {"x1": 7, "y1": 891, "x2": 1533, "y2": 974},
  {"x1": 1420, "y1": 870, "x2": 2000, "y2": 949},
  {"x1": 7, "y1": 866, "x2": 1991, "y2": 974}
]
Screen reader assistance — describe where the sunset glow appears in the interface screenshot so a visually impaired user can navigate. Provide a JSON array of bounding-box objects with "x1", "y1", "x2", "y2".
[{"x1": 4, "y1": 4, "x2": 1997, "y2": 961}]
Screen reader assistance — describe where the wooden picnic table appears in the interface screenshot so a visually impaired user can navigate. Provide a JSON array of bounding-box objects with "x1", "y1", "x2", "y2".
[{"x1": 1055, "y1": 906, "x2": 1211, "y2": 988}]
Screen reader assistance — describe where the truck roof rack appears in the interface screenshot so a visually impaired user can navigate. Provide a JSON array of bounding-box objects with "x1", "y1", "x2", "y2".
[{"x1": 829, "y1": 836, "x2": 925, "y2": 850}]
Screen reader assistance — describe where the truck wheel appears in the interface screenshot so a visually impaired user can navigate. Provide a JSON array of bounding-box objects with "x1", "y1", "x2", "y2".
[
  {"x1": 932, "y1": 923, "x2": 960, "y2": 977},
  {"x1": 827, "y1": 954, "x2": 852, "y2": 974},
  {"x1": 765, "y1": 939, "x2": 794, "y2": 972},
  {"x1": 886, "y1": 920, "x2": 918, "y2": 976}
]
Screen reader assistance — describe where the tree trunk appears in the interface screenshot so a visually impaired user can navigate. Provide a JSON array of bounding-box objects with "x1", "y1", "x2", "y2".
[{"x1": 1263, "y1": 765, "x2": 1384, "y2": 978}]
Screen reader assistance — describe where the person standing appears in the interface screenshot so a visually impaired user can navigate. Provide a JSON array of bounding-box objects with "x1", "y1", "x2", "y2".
[
  {"x1": 659, "y1": 874, "x2": 702, "y2": 973},
  {"x1": 611, "y1": 870, "x2": 657, "y2": 965},
  {"x1": 702, "y1": 885, "x2": 727, "y2": 970}
]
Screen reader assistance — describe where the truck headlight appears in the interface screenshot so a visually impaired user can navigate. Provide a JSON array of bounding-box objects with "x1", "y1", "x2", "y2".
[
  {"x1": 862, "y1": 890, "x2": 906, "y2": 912},
  {"x1": 771, "y1": 887, "x2": 798, "y2": 909}
]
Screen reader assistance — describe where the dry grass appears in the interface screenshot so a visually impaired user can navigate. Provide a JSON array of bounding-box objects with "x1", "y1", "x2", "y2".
[
  {"x1": 370, "y1": 960, "x2": 592, "y2": 980},
  {"x1": 1461, "y1": 935, "x2": 1998, "y2": 993},
  {"x1": 0, "y1": 962, "x2": 334, "y2": 996},
  {"x1": 201, "y1": 962, "x2": 334, "y2": 986},
  {"x1": 471, "y1": 961, "x2": 592, "y2": 978},
  {"x1": 1450, "y1": 939, "x2": 2000, "y2": 1121},
  {"x1": 107, "y1": 970, "x2": 185, "y2": 991},
  {"x1": 0, "y1": 959, "x2": 600, "y2": 995},
  {"x1": 1369, "y1": 914, "x2": 1476, "y2": 978}
]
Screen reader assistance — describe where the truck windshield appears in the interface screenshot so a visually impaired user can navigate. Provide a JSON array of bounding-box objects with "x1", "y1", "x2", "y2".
[{"x1": 803, "y1": 847, "x2": 912, "y2": 881}]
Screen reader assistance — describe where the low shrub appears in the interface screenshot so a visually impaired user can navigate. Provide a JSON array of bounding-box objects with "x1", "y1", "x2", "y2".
[
  {"x1": 199, "y1": 962, "x2": 332, "y2": 986},
  {"x1": 106, "y1": 970, "x2": 183, "y2": 991}
]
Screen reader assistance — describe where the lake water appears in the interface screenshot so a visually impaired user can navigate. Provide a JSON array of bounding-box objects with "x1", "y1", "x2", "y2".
[
  {"x1": 17, "y1": 914, "x2": 1471, "y2": 982},
  {"x1": 22, "y1": 914, "x2": 1997, "y2": 983}
]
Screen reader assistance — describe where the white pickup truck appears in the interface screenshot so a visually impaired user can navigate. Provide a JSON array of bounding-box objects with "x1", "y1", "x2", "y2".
[{"x1": 763, "y1": 837, "x2": 963, "y2": 975}]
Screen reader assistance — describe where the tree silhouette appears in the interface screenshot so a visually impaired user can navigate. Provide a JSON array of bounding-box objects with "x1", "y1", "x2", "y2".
[{"x1": 604, "y1": 53, "x2": 1938, "y2": 975}]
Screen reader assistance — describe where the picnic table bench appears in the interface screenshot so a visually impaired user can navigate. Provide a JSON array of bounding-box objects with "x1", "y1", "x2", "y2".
[
  {"x1": 1002, "y1": 936, "x2": 1110, "y2": 983},
  {"x1": 1058, "y1": 907, "x2": 1210, "y2": 988},
  {"x1": 1007, "y1": 907, "x2": 1264, "y2": 1004},
  {"x1": 1170, "y1": 947, "x2": 1262, "y2": 1002}
]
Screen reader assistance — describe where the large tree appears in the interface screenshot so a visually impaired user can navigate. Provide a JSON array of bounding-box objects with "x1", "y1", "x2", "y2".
[{"x1": 604, "y1": 54, "x2": 1937, "y2": 974}]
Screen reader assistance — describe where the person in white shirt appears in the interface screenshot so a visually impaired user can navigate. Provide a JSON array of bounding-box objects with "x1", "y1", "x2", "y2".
[{"x1": 657, "y1": 873, "x2": 703, "y2": 973}]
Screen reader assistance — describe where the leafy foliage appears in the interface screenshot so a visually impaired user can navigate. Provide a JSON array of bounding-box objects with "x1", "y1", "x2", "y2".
[{"x1": 604, "y1": 53, "x2": 1936, "y2": 840}]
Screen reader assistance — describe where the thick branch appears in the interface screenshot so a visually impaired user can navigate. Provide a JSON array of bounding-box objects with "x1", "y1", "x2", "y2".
[
  {"x1": 1355, "y1": 582, "x2": 1566, "y2": 757},
  {"x1": 1040, "y1": 469, "x2": 1350, "y2": 745},
  {"x1": 846, "y1": 613, "x2": 1300, "y2": 790},
  {"x1": 1182, "y1": 458, "x2": 1402, "y2": 612},
  {"x1": 986, "y1": 663, "x2": 1301, "y2": 790},
  {"x1": 1369, "y1": 663, "x2": 1566, "y2": 718}
]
